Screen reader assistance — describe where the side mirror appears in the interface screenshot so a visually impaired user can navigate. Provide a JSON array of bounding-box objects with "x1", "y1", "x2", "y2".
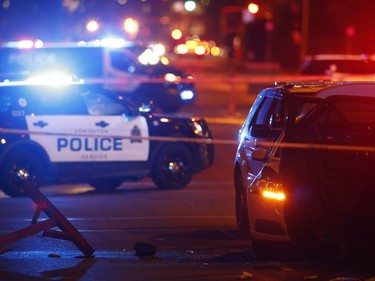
[
  {"x1": 250, "y1": 124, "x2": 272, "y2": 138},
  {"x1": 251, "y1": 149, "x2": 268, "y2": 161}
]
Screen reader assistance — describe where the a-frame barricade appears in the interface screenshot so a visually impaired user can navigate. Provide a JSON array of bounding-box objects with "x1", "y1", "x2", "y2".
[{"x1": 0, "y1": 181, "x2": 94, "y2": 257}]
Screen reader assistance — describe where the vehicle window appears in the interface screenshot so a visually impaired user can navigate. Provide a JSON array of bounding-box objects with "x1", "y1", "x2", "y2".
[
  {"x1": 82, "y1": 91, "x2": 127, "y2": 115},
  {"x1": 0, "y1": 86, "x2": 88, "y2": 116},
  {"x1": 294, "y1": 102, "x2": 318, "y2": 123},
  {"x1": 251, "y1": 96, "x2": 282, "y2": 127},
  {"x1": 36, "y1": 88, "x2": 88, "y2": 115},
  {"x1": 300, "y1": 98, "x2": 375, "y2": 145},
  {"x1": 110, "y1": 50, "x2": 136, "y2": 72},
  {"x1": 324, "y1": 101, "x2": 375, "y2": 144}
]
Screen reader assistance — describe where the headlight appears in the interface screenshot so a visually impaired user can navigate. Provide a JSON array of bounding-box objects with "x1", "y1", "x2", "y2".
[
  {"x1": 190, "y1": 121, "x2": 204, "y2": 137},
  {"x1": 180, "y1": 90, "x2": 194, "y2": 101},
  {"x1": 164, "y1": 73, "x2": 181, "y2": 83}
]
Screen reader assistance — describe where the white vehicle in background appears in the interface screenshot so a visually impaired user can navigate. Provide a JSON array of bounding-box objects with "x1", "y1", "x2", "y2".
[
  {"x1": 300, "y1": 54, "x2": 375, "y2": 76},
  {"x1": 0, "y1": 39, "x2": 196, "y2": 113}
]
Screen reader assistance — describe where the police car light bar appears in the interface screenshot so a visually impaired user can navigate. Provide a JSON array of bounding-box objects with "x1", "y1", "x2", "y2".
[
  {"x1": 2, "y1": 40, "x2": 44, "y2": 49},
  {"x1": 0, "y1": 77, "x2": 85, "y2": 87},
  {"x1": 27, "y1": 72, "x2": 79, "y2": 86},
  {"x1": 1, "y1": 38, "x2": 133, "y2": 49}
]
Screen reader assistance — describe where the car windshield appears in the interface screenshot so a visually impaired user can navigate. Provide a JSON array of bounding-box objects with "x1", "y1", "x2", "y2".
[{"x1": 82, "y1": 90, "x2": 137, "y2": 116}]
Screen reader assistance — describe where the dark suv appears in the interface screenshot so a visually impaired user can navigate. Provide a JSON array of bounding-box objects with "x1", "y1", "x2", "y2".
[
  {"x1": 234, "y1": 81, "x2": 375, "y2": 259},
  {"x1": 0, "y1": 82, "x2": 213, "y2": 197}
]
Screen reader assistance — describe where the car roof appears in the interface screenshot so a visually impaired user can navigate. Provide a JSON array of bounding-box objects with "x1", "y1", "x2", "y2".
[
  {"x1": 304, "y1": 54, "x2": 371, "y2": 61},
  {"x1": 275, "y1": 81, "x2": 375, "y2": 99},
  {"x1": 1, "y1": 39, "x2": 135, "y2": 49}
]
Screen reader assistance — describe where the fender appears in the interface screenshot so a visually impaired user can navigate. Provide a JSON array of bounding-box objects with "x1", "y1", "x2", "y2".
[{"x1": 0, "y1": 139, "x2": 51, "y2": 169}]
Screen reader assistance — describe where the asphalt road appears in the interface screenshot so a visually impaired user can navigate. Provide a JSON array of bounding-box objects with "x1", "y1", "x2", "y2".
[
  {"x1": 1, "y1": 122, "x2": 375, "y2": 281},
  {"x1": 1, "y1": 57, "x2": 375, "y2": 280}
]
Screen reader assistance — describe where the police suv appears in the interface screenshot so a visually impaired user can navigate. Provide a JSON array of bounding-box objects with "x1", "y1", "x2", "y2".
[
  {"x1": 235, "y1": 81, "x2": 375, "y2": 259},
  {"x1": 0, "y1": 40, "x2": 195, "y2": 113},
  {"x1": 0, "y1": 81, "x2": 213, "y2": 197}
]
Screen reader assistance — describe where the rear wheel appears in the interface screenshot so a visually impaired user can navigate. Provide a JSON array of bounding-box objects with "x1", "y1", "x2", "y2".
[
  {"x1": 0, "y1": 149, "x2": 44, "y2": 197},
  {"x1": 89, "y1": 178, "x2": 124, "y2": 192},
  {"x1": 234, "y1": 167, "x2": 250, "y2": 235},
  {"x1": 151, "y1": 144, "x2": 194, "y2": 189}
]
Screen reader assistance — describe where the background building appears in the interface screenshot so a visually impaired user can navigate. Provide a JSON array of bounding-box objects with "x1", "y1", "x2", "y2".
[{"x1": 1, "y1": 0, "x2": 375, "y2": 70}]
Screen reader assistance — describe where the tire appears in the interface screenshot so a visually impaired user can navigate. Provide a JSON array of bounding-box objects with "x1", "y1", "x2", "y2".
[
  {"x1": 89, "y1": 178, "x2": 124, "y2": 192},
  {"x1": 151, "y1": 144, "x2": 194, "y2": 189},
  {"x1": 234, "y1": 167, "x2": 250, "y2": 235},
  {"x1": 0, "y1": 149, "x2": 44, "y2": 197}
]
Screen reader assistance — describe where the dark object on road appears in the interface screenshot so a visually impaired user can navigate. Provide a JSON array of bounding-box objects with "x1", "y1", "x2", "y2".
[{"x1": 134, "y1": 242, "x2": 157, "y2": 256}]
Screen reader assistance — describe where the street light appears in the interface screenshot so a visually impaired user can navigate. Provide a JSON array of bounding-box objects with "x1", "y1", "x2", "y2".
[
  {"x1": 184, "y1": 1, "x2": 196, "y2": 12},
  {"x1": 248, "y1": 3, "x2": 259, "y2": 14},
  {"x1": 171, "y1": 29, "x2": 183, "y2": 40},
  {"x1": 86, "y1": 20, "x2": 99, "y2": 32},
  {"x1": 123, "y1": 18, "x2": 139, "y2": 39}
]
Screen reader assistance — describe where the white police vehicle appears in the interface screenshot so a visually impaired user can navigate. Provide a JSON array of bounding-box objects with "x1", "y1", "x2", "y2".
[
  {"x1": 0, "y1": 80, "x2": 213, "y2": 197},
  {"x1": 235, "y1": 81, "x2": 375, "y2": 260},
  {"x1": 0, "y1": 39, "x2": 195, "y2": 113}
]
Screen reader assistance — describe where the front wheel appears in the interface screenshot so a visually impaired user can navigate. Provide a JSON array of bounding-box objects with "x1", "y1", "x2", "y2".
[
  {"x1": 151, "y1": 144, "x2": 194, "y2": 189},
  {"x1": 234, "y1": 167, "x2": 250, "y2": 235},
  {"x1": 0, "y1": 149, "x2": 44, "y2": 197}
]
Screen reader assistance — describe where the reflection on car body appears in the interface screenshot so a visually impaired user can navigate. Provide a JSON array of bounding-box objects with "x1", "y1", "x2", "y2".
[{"x1": 234, "y1": 81, "x2": 375, "y2": 260}]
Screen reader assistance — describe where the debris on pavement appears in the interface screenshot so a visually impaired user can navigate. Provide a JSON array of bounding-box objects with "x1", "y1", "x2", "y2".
[
  {"x1": 48, "y1": 253, "x2": 61, "y2": 258},
  {"x1": 239, "y1": 271, "x2": 253, "y2": 280},
  {"x1": 329, "y1": 277, "x2": 361, "y2": 281},
  {"x1": 304, "y1": 275, "x2": 319, "y2": 279},
  {"x1": 134, "y1": 242, "x2": 157, "y2": 257}
]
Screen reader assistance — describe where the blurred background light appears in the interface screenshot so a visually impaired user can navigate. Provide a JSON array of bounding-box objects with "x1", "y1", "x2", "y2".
[
  {"x1": 171, "y1": 29, "x2": 183, "y2": 40},
  {"x1": 86, "y1": 20, "x2": 99, "y2": 32},
  {"x1": 123, "y1": 18, "x2": 139, "y2": 38},
  {"x1": 184, "y1": 1, "x2": 196, "y2": 12},
  {"x1": 248, "y1": 3, "x2": 259, "y2": 14}
]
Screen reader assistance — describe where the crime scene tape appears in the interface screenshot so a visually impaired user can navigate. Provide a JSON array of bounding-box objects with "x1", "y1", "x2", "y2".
[{"x1": 2, "y1": 128, "x2": 375, "y2": 152}]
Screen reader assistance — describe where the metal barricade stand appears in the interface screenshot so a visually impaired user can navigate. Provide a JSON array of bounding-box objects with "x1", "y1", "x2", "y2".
[{"x1": 0, "y1": 181, "x2": 94, "y2": 257}]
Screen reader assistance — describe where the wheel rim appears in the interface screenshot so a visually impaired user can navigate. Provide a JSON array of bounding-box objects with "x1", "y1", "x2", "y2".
[
  {"x1": 236, "y1": 182, "x2": 246, "y2": 220},
  {"x1": 235, "y1": 171, "x2": 249, "y2": 230},
  {"x1": 9, "y1": 160, "x2": 38, "y2": 188},
  {"x1": 161, "y1": 154, "x2": 190, "y2": 184}
]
